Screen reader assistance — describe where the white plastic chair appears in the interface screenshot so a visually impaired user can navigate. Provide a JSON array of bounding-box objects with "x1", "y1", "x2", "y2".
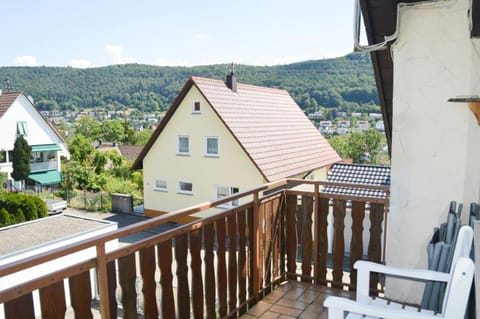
[{"x1": 324, "y1": 225, "x2": 474, "y2": 319}]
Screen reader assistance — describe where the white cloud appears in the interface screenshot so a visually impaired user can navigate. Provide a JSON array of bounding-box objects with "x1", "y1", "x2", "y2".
[
  {"x1": 105, "y1": 44, "x2": 136, "y2": 65},
  {"x1": 15, "y1": 55, "x2": 38, "y2": 66},
  {"x1": 70, "y1": 59, "x2": 92, "y2": 68}
]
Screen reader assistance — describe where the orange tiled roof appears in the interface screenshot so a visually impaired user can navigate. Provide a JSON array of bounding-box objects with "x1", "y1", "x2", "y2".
[
  {"x1": 192, "y1": 77, "x2": 341, "y2": 181},
  {"x1": 0, "y1": 92, "x2": 21, "y2": 118},
  {"x1": 132, "y1": 76, "x2": 341, "y2": 181}
]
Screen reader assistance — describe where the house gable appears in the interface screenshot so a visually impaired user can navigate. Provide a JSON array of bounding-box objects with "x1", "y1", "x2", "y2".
[
  {"x1": 0, "y1": 94, "x2": 67, "y2": 156},
  {"x1": 143, "y1": 85, "x2": 265, "y2": 214}
]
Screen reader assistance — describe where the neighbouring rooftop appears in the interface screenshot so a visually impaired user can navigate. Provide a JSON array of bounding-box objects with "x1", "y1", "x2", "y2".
[{"x1": 0, "y1": 214, "x2": 115, "y2": 256}]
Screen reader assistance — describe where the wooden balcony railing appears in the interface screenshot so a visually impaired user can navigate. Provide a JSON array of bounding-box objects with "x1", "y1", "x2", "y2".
[{"x1": 0, "y1": 179, "x2": 389, "y2": 319}]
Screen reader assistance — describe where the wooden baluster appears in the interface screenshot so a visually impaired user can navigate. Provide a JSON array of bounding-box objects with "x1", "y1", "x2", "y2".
[
  {"x1": 203, "y1": 223, "x2": 216, "y2": 319},
  {"x1": 118, "y1": 254, "x2": 137, "y2": 319},
  {"x1": 69, "y1": 270, "x2": 93, "y2": 319},
  {"x1": 247, "y1": 206, "x2": 255, "y2": 306},
  {"x1": 264, "y1": 201, "x2": 272, "y2": 293},
  {"x1": 4, "y1": 293, "x2": 35, "y2": 319},
  {"x1": 227, "y1": 214, "x2": 238, "y2": 317},
  {"x1": 216, "y1": 218, "x2": 228, "y2": 317},
  {"x1": 272, "y1": 196, "x2": 281, "y2": 284},
  {"x1": 317, "y1": 198, "x2": 330, "y2": 285},
  {"x1": 158, "y1": 240, "x2": 175, "y2": 319},
  {"x1": 280, "y1": 194, "x2": 286, "y2": 279},
  {"x1": 350, "y1": 201, "x2": 366, "y2": 290},
  {"x1": 238, "y1": 209, "x2": 247, "y2": 315},
  {"x1": 332, "y1": 199, "x2": 346, "y2": 289},
  {"x1": 140, "y1": 246, "x2": 158, "y2": 318},
  {"x1": 368, "y1": 203, "x2": 385, "y2": 296},
  {"x1": 286, "y1": 194, "x2": 298, "y2": 279},
  {"x1": 251, "y1": 193, "x2": 264, "y2": 300},
  {"x1": 106, "y1": 261, "x2": 118, "y2": 319},
  {"x1": 190, "y1": 228, "x2": 204, "y2": 319},
  {"x1": 301, "y1": 196, "x2": 313, "y2": 282},
  {"x1": 175, "y1": 233, "x2": 190, "y2": 319},
  {"x1": 39, "y1": 281, "x2": 66, "y2": 319}
]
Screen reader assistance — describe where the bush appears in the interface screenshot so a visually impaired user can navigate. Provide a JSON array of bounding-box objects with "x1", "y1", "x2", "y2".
[
  {"x1": 0, "y1": 192, "x2": 48, "y2": 227},
  {"x1": 0, "y1": 208, "x2": 13, "y2": 227}
]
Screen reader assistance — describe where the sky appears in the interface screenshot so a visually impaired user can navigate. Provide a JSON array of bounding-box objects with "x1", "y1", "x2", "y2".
[{"x1": 1, "y1": 1, "x2": 356, "y2": 68}]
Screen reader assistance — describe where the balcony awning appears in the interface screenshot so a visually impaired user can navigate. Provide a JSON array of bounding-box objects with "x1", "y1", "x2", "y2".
[
  {"x1": 31, "y1": 144, "x2": 61, "y2": 152},
  {"x1": 28, "y1": 170, "x2": 62, "y2": 185}
]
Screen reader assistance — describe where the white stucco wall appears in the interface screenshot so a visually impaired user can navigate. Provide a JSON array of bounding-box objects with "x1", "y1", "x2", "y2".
[
  {"x1": 0, "y1": 94, "x2": 69, "y2": 178},
  {"x1": 143, "y1": 85, "x2": 265, "y2": 219},
  {"x1": 386, "y1": 0, "x2": 480, "y2": 303}
]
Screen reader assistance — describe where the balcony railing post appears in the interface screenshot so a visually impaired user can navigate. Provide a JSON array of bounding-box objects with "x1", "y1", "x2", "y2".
[
  {"x1": 285, "y1": 194, "x2": 298, "y2": 279},
  {"x1": 313, "y1": 184, "x2": 319, "y2": 282},
  {"x1": 95, "y1": 244, "x2": 111, "y2": 319},
  {"x1": 251, "y1": 191, "x2": 263, "y2": 301}
]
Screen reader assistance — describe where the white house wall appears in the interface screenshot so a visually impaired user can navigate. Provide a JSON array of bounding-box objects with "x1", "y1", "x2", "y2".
[
  {"x1": 0, "y1": 95, "x2": 68, "y2": 161},
  {"x1": 386, "y1": 0, "x2": 480, "y2": 303},
  {"x1": 143, "y1": 85, "x2": 265, "y2": 219}
]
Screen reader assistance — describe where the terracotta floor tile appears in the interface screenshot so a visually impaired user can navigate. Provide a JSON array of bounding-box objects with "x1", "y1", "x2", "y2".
[
  {"x1": 297, "y1": 290, "x2": 321, "y2": 303},
  {"x1": 278, "y1": 315, "x2": 297, "y2": 319},
  {"x1": 275, "y1": 298, "x2": 309, "y2": 310},
  {"x1": 259, "y1": 311, "x2": 280, "y2": 319},
  {"x1": 283, "y1": 288, "x2": 307, "y2": 300},
  {"x1": 269, "y1": 304, "x2": 303, "y2": 317},
  {"x1": 263, "y1": 289, "x2": 287, "y2": 304},
  {"x1": 247, "y1": 301, "x2": 272, "y2": 317}
]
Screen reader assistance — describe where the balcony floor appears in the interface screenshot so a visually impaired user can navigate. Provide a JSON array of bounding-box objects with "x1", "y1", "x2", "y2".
[{"x1": 241, "y1": 281, "x2": 355, "y2": 319}]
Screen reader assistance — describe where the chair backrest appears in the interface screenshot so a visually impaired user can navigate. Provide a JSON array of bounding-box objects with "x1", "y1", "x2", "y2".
[
  {"x1": 450, "y1": 225, "x2": 473, "y2": 270},
  {"x1": 440, "y1": 225, "x2": 473, "y2": 315},
  {"x1": 442, "y1": 257, "x2": 474, "y2": 318}
]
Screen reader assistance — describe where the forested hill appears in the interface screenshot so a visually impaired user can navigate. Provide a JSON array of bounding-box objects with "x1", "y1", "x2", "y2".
[{"x1": 0, "y1": 52, "x2": 378, "y2": 115}]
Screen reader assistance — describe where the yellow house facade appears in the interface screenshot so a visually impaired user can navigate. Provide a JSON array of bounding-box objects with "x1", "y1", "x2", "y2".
[{"x1": 133, "y1": 74, "x2": 340, "y2": 221}]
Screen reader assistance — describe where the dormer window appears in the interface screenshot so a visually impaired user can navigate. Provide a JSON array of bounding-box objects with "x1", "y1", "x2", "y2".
[{"x1": 193, "y1": 101, "x2": 201, "y2": 114}]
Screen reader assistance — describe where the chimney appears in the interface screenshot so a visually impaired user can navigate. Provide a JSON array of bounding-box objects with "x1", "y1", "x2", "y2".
[{"x1": 226, "y1": 63, "x2": 237, "y2": 92}]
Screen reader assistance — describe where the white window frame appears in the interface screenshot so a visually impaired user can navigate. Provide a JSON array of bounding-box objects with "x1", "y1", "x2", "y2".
[
  {"x1": 216, "y1": 185, "x2": 239, "y2": 208},
  {"x1": 204, "y1": 136, "x2": 219, "y2": 157},
  {"x1": 192, "y1": 101, "x2": 201, "y2": 114},
  {"x1": 154, "y1": 179, "x2": 168, "y2": 192},
  {"x1": 178, "y1": 181, "x2": 193, "y2": 195},
  {"x1": 177, "y1": 135, "x2": 190, "y2": 156}
]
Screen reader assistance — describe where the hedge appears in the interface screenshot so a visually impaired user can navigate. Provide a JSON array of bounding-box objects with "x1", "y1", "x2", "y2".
[{"x1": 0, "y1": 192, "x2": 48, "y2": 227}]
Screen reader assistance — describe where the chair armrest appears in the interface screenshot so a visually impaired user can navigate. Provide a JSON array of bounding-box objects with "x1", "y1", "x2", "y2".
[
  {"x1": 355, "y1": 260, "x2": 450, "y2": 282},
  {"x1": 354, "y1": 260, "x2": 449, "y2": 303},
  {"x1": 324, "y1": 296, "x2": 437, "y2": 319}
]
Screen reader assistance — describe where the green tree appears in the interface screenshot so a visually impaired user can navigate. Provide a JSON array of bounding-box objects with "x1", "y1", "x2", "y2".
[
  {"x1": 11, "y1": 135, "x2": 32, "y2": 185},
  {"x1": 75, "y1": 117, "x2": 102, "y2": 140},
  {"x1": 69, "y1": 134, "x2": 94, "y2": 163},
  {"x1": 328, "y1": 129, "x2": 386, "y2": 164},
  {"x1": 134, "y1": 129, "x2": 153, "y2": 145},
  {"x1": 363, "y1": 129, "x2": 383, "y2": 162}
]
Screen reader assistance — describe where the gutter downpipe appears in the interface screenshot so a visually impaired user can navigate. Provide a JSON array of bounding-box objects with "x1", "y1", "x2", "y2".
[{"x1": 354, "y1": 0, "x2": 460, "y2": 53}]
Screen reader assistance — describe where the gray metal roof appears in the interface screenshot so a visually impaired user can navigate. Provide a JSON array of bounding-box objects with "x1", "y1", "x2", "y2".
[{"x1": 324, "y1": 163, "x2": 390, "y2": 199}]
